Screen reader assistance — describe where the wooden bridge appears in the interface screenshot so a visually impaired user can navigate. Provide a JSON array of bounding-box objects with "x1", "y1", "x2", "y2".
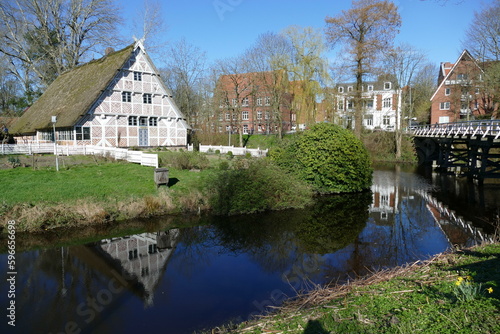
[{"x1": 412, "y1": 120, "x2": 500, "y2": 183}]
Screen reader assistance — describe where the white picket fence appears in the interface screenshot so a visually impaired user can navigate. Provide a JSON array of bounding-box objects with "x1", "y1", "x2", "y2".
[
  {"x1": 188, "y1": 144, "x2": 268, "y2": 157},
  {"x1": 1, "y1": 143, "x2": 158, "y2": 168}
]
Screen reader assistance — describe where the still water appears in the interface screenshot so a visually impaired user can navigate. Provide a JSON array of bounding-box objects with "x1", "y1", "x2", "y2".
[{"x1": 1, "y1": 166, "x2": 498, "y2": 334}]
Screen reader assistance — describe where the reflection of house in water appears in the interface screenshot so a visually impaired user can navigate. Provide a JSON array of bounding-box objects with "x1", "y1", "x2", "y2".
[
  {"x1": 370, "y1": 171, "x2": 399, "y2": 221},
  {"x1": 91, "y1": 229, "x2": 180, "y2": 305}
]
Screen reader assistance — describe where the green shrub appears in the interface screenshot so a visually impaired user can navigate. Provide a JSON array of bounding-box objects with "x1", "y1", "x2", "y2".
[
  {"x1": 207, "y1": 159, "x2": 313, "y2": 215},
  {"x1": 226, "y1": 151, "x2": 234, "y2": 160},
  {"x1": 218, "y1": 161, "x2": 229, "y2": 170},
  {"x1": 167, "y1": 151, "x2": 210, "y2": 170},
  {"x1": 269, "y1": 123, "x2": 372, "y2": 193}
]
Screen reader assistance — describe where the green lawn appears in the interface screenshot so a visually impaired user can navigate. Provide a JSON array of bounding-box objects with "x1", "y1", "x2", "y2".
[{"x1": 0, "y1": 162, "x2": 212, "y2": 205}]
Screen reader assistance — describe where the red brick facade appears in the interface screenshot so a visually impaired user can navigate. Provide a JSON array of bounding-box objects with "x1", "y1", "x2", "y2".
[{"x1": 430, "y1": 50, "x2": 496, "y2": 124}]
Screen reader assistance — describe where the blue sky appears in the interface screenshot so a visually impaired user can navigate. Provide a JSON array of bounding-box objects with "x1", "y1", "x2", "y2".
[{"x1": 120, "y1": 0, "x2": 492, "y2": 69}]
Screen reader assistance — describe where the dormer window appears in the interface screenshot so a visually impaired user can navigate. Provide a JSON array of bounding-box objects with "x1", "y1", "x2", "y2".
[
  {"x1": 338, "y1": 86, "x2": 344, "y2": 93},
  {"x1": 368, "y1": 85, "x2": 373, "y2": 91},
  {"x1": 347, "y1": 86, "x2": 353, "y2": 92},
  {"x1": 134, "y1": 72, "x2": 142, "y2": 81},
  {"x1": 384, "y1": 82, "x2": 391, "y2": 90}
]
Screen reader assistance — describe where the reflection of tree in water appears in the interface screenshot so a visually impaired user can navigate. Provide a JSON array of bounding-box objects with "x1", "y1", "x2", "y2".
[
  {"x1": 294, "y1": 192, "x2": 372, "y2": 255},
  {"x1": 205, "y1": 192, "x2": 372, "y2": 275}
]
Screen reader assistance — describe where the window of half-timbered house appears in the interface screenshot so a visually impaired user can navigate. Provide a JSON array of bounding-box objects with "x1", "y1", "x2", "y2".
[
  {"x1": 149, "y1": 117, "x2": 158, "y2": 126},
  {"x1": 143, "y1": 93, "x2": 152, "y2": 104},
  {"x1": 128, "y1": 116, "x2": 138, "y2": 126},
  {"x1": 76, "y1": 127, "x2": 90, "y2": 140},
  {"x1": 139, "y1": 117, "x2": 148, "y2": 126},
  {"x1": 122, "y1": 91, "x2": 132, "y2": 102},
  {"x1": 134, "y1": 72, "x2": 142, "y2": 81}
]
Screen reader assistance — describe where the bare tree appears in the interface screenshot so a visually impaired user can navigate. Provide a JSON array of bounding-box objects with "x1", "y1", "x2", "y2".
[
  {"x1": 245, "y1": 32, "x2": 293, "y2": 137},
  {"x1": 462, "y1": 0, "x2": 500, "y2": 61},
  {"x1": 411, "y1": 63, "x2": 437, "y2": 123},
  {"x1": 214, "y1": 55, "x2": 252, "y2": 147},
  {"x1": 131, "y1": 0, "x2": 167, "y2": 57},
  {"x1": 383, "y1": 43, "x2": 428, "y2": 159},
  {"x1": 0, "y1": 0, "x2": 122, "y2": 90},
  {"x1": 325, "y1": 0, "x2": 401, "y2": 138},
  {"x1": 161, "y1": 38, "x2": 207, "y2": 129}
]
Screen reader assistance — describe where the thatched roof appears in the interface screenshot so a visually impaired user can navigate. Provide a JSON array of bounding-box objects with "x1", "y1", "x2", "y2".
[{"x1": 10, "y1": 44, "x2": 134, "y2": 134}]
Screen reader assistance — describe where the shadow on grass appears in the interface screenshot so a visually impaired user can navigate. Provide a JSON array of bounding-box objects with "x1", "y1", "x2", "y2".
[
  {"x1": 303, "y1": 320, "x2": 329, "y2": 334},
  {"x1": 168, "y1": 177, "x2": 179, "y2": 187}
]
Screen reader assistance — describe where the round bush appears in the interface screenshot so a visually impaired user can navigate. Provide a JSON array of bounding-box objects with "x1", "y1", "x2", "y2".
[{"x1": 270, "y1": 123, "x2": 372, "y2": 193}]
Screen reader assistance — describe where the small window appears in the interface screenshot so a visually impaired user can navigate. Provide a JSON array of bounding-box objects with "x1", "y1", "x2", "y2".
[
  {"x1": 149, "y1": 117, "x2": 158, "y2": 126},
  {"x1": 338, "y1": 86, "x2": 344, "y2": 93},
  {"x1": 445, "y1": 88, "x2": 451, "y2": 96},
  {"x1": 384, "y1": 82, "x2": 391, "y2": 90},
  {"x1": 128, "y1": 116, "x2": 138, "y2": 126},
  {"x1": 232, "y1": 98, "x2": 237, "y2": 107},
  {"x1": 347, "y1": 86, "x2": 353, "y2": 92},
  {"x1": 368, "y1": 85, "x2": 374, "y2": 91},
  {"x1": 225, "y1": 112, "x2": 230, "y2": 121},
  {"x1": 365, "y1": 115, "x2": 373, "y2": 126},
  {"x1": 134, "y1": 72, "x2": 142, "y2": 81},
  {"x1": 347, "y1": 100, "x2": 354, "y2": 109},
  {"x1": 75, "y1": 127, "x2": 90, "y2": 140},
  {"x1": 242, "y1": 111, "x2": 249, "y2": 120},
  {"x1": 265, "y1": 96, "x2": 271, "y2": 105},
  {"x1": 457, "y1": 73, "x2": 468, "y2": 80},
  {"x1": 383, "y1": 116, "x2": 391, "y2": 125},
  {"x1": 122, "y1": 91, "x2": 131, "y2": 102},
  {"x1": 242, "y1": 97, "x2": 249, "y2": 106},
  {"x1": 143, "y1": 93, "x2": 152, "y2": 104},
  {"x1": 256, "y1": 97, "x2": 262, "y2": 106},
  {"x1": 366, "y1": 99, "x2": 374, "y2": 108},
  {"x1": 383, "y1": 98, "x2": 391, "y2": 108},
  {"x1": 139, "y1": 117, "x2": 148, "y2": 126},
  {"x1": 440, "y1": 102, "x2": 450, "y2": 110},
  {"x1": 243, "y1": 124, "x2": 249, "y2": 134},
  {"x1": 257, "y1": 110, "x2": 262, "y2": 120},
  {"x1": 338, "y1": 101, "x2": 344, "y2": 110}
]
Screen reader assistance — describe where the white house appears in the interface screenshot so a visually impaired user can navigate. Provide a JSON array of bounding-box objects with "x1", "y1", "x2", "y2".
[{"x1": 11, "y1": 40, "x2": 189, "y2": 148}]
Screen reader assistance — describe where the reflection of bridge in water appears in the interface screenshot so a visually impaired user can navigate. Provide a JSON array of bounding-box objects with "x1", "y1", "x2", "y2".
[
  {"x1": 416, "y1": 189, "x2": 494, "y2": 247},
  {"x1": 413, "y1": 120, "x2": 500, "y2": 183}
]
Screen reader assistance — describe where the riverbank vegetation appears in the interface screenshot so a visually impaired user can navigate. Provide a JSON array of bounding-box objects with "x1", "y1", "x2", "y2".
[
  {"x1": 212, "y1": 242, "x2": 500, "y2": 334},
  {"x1": 0, "y1": 124, "x2": 375, "y2": 233}
]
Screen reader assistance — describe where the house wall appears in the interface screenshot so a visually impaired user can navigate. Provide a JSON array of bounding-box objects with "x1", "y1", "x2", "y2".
[
  {"x1": 335, "y1": 86, "x2": 401, "y2": 131},
  {"x1": 76, "y1": 47, "x2": 187, "y2": 147}
]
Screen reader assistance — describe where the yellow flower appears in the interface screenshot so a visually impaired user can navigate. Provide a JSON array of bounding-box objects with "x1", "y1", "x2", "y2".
[
  {"x1": 466, "y1": 276, "x2": 473, "y2": 281},
  {"x1": 455, "y1": 280, "x2": 462, "y2": 286},
  {"x1": 487, "y1": 287, "x2": 493, "y2": 294}
]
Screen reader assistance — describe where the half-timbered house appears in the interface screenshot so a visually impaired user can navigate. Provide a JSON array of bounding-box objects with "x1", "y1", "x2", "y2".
[{"x1": 11, "y1": 40, "x2": 188, "y2": 147}]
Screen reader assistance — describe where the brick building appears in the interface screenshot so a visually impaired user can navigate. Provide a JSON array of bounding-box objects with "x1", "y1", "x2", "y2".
[
  {"x1": 211, "y1": 70, "x2": 294, "y2": 135},
  {"x1": 430, "y1": 50, "x2": 496, "y2": 124}
]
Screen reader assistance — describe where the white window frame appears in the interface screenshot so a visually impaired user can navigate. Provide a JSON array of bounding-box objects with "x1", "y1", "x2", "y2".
[
  {"x1": 242, "y1": 97, "x2": 249, "y2": 106},
  {"x1": 384, "y1": 82, "x2": 391, "y2": 90},
  {"x1": 134, "y1": 72, "x2": 142, "y2": 81},
  {"x1": 440, "y1": 102, "x2": 450, "y2": 110},
  {"x1": 242, "y1": 111, "x2": 249, "y2": 120},
  {"x1": 445, "y1": 88, "x2": 451, "y2": 96},
  {"x1": 338, "y1": 86, "x2": 344, "y2": 93},
  {"x1": 122, "y1": 91, "x2": 132, "y2": 102},
  {"x1": 128, "y1": 116, "x2": 138, "y2": 126},
  {"x1": 143, "y1": 93, "x2": 152, "y2": 104},
  {"x1": 383, "y1": 98, "x2": 391, "y2": 108}
]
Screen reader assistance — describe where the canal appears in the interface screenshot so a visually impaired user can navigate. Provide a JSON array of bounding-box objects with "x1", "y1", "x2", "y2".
[{"x1": 1, "y1": 165, "x2": 499, "y2": 334}]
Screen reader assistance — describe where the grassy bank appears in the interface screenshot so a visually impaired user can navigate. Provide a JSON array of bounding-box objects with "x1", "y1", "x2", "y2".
[
  {"x1": 221, "y1": 242, "x2": 500, "y2": 334},
  {"x1": 0, "y1": 152, "x2": 313, "y2": 232}
]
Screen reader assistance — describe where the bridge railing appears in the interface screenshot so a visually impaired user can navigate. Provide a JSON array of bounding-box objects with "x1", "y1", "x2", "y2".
[{"x1": 412, "y1": 120, "x2": 500, "y2": 139}]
